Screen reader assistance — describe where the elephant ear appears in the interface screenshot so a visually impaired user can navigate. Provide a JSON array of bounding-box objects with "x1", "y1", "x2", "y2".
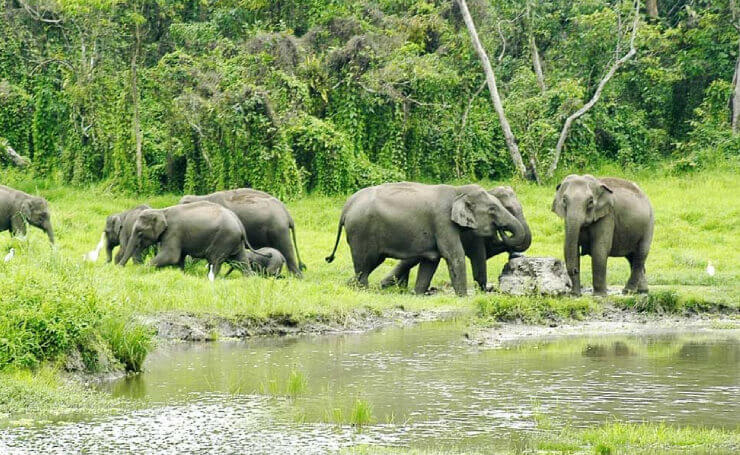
[
  {"x1": 151, "y1": 212, "x2": 168, "y2": 239},
  {"x1": 593, "y1": 183, "x2": 615, "y2": 221},
  {"x1": 20, "y1": 199, "x2": 33, "y2": 219},
  {"x1": 451, "y1": 194, "x2": 477, "y2": 229},
  {"x1": 112, "y1": 216, "x2": 123, "y2": 236},
  {"x1": 551, "y1": 181, "x2": 567, "y2": 218}
]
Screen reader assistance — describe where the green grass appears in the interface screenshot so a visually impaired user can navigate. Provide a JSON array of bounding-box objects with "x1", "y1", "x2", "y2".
[
  {"x1": 343, "y1": 422, "x2": 739, "y2": 454},
  {"x1": 258, "y1": 369, "x2": 308, "y2": 398},
  {"x1": 0, "y1": 167, "x2": 737, "y2": 421},
  {"x1": 0, "y1": 367, "x2": 124, "y2": 424}
]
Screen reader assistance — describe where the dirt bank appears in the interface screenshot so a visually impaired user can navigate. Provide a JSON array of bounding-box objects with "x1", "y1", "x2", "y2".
[
  {"x1": 469, "y1": 307, "x2": 739, "y2": 348},
  {"x1": 138, "y1": 307, "x2": 463, "y2": 342}
]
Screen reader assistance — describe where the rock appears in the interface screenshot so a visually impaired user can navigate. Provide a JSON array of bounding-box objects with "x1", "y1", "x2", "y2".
[{"x1": 498, "y1": 256, "x2": 572, "y2": 296}]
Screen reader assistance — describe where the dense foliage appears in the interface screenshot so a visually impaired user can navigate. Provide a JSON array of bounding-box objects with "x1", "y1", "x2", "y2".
[{"x1": 1, "y1": 0, "x2": 738, "y2": 196}]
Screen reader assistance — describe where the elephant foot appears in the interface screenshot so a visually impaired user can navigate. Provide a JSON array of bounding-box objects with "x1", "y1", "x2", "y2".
[{"x1": 423, "y1": 287, "x2": 440, "y2": 296}]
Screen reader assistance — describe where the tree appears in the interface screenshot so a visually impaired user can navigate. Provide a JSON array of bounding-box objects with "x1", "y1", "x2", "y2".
[
  {"x1": 456, "y1": 0, "x2": 528, "y2": 179},
  {"x1": 646, "y1": 0, "x2": 658, "y2": 19},
  {"x1": 547, "y1": 0, "x2": 642, "y2": 178},
  {"x1": 732, "y1": 0, "x2": 740, "y2": 135}
]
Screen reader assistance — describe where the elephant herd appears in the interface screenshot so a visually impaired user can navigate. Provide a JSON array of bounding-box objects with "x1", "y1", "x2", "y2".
[{"x1": 0, "y1": 174, "x2": 654, "y2": 296}]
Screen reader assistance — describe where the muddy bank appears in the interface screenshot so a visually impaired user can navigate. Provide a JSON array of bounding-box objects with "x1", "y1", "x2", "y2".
[
  {"x1": 469, "y1": 307, "x2": 739, "y2": 348},
  {"x1": 138, "y1": 307, "x2": 463, "y2": 342}
]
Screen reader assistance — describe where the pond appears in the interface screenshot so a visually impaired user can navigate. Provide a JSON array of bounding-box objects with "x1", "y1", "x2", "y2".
[{"x1": 2, "y1": 321, "x2": 738, "y2": 453}]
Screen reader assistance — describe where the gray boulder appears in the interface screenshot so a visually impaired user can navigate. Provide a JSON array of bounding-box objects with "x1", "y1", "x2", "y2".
[{"x1": 498, "y1": 256, "x2": 572, "y2": 296}]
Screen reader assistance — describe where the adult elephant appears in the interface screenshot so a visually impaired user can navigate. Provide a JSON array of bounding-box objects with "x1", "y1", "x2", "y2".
[
  {"x1": 179, "y1": 189, "x2": 305, "y2": 277},
  {"x1": 0, "y1": 185, "x2": 54, "y2": 243},
  {"x1": 118, "y1": 201, "x2": 263, "y2": 277},
  {"x1": 103, "y1": 204, "x2": 151, "y2": 264},
  {"x1": 325, "y1": 183, "x2": 527, "y2": 296},
  {"x1": 380, "y1": 186, "x2": 531, "y2": 292},
  {"x1": 552, "y1": 174, "x2": 653, "y2": 296}
]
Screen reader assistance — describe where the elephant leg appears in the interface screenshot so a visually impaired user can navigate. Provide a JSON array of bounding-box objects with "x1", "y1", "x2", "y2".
[
  {"x1": 272, "y1": 230, "x2": 302, "y2": 278},
  {"x1": 591, "y1": 245, "x2": 609, "y2": 296},
  {"x1": 381, "y1": 259, "x2": 418, "y2": 289},
  {"x1": 177, "y1": 254, "x2": 186, "y2": 270},
  {"x1": 413, "y1": 258, "x2": 440, "y2": 295},
  {"x1": 352, "y1": 251, "x2": 383, "y2": 288},
  {"x1": 150, "y1": 246, "x2": 180, "y2": 268},
  {"x1": 625, "y1": 252, "x2": 648, "y2": 294},
  {"x1": 468, "y1": 239, "x2": 488, "y2": 291},
  {"x1": 438, "y1": 236, "x2": 468, "y2": 297}
]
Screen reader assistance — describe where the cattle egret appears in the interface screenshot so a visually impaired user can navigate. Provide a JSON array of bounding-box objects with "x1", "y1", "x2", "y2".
[
  {"x1": 706, "y1": 260, "x2": 715, "y2": 277},
  {"x1": 208, "y1": 264, "x2": 215, "y2": 282},
  {"x1": 84, "y1": 232, "x2": 106, "y2": 262},
  {"x1": 4, "y1": 248, "x2": 14, "y2": 262}
]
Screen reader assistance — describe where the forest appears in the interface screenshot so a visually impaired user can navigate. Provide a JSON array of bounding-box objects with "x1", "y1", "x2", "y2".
[{"x1": 1, "y1": 0, "x2": 738, "y2": 198}]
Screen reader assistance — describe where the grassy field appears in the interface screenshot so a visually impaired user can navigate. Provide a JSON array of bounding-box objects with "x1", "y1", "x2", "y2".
[{"x1": 0, "y1": 167, "x2": 738, "y2": 416}]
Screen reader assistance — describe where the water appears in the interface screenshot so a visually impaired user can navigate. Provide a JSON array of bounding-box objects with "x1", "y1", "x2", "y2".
[{"x1": 2, "y1": 322, "x2": 738, "y2": 453}]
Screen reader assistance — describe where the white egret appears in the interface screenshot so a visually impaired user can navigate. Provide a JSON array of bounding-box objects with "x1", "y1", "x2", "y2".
[
  {"x1": 84, "y1": 232, "x2": 106, "y2": 262},
  {"x1": 706, "y1": 260, "x2": 715, "y2": 277},
  {"x1": 4, "y1": 248, "x2": 15, "y2": 262},
  {"x1": 208, "y1": 264, "x2": 215, "y2": 282}
]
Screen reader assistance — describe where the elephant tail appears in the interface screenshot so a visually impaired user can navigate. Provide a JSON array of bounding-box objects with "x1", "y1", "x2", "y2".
[
  {"x1": 242, "y1": 230, "x2": 269, "y2": 258},
  {"x1": 325, "y1": 217, "x2": 344, "y2": 263},
  {"x1": 290, "y1": 222, "x2": 307, "y2": 271}
]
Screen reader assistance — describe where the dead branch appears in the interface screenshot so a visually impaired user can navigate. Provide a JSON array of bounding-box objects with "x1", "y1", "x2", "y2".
[
  {"x1": 547, "y1": 0, "x2": 641, "y2": 178},
  {"x1": 456, "y1": 0, "x2": 528, "y2": 179},
  {"x1": 0, "y1": 138, "x2": 31, "y2": 168}
]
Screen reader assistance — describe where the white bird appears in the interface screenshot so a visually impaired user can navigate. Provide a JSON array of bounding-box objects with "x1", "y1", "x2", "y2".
[
  {"x1": 84, "y1": 232, "x2": 106, "y2": 262},
  {"x1": 208, "y1": 264, "x2": 215, "y2": 282},
  {"x1": 706, "y1": 260, "x2": 715, "y2": 277},
  {"x1": 4, "y1": 248, "x2": 14, "y2": 262}
]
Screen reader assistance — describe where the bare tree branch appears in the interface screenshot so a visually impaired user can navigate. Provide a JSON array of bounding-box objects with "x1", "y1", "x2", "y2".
[
  {"x1": 456, "y1": 0, "x2": 528, "y2": 179},
  {"x1": 454, "y1": 79, "x2": 487, "y2": 177},
  {"x1": 526, "y1": 2, "x2": 546, "y2": 93},
  {"x1": 0, "y1": 138, "x2": 30, "y2": 168},
  {"x1": 18, "y1": 0, "x2": 62, "y2": 24},
  {"x1": 547, "y1": 0, "x2": 641, "y2": 178}
]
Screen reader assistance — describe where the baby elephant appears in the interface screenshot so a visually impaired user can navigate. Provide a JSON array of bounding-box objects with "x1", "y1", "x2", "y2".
[
  {"x1": 552, "y1": 174, "x2": 654, "y2": 296},
  {"x1": 244, "y1": 247, "x2": 286, "y2": 277}
]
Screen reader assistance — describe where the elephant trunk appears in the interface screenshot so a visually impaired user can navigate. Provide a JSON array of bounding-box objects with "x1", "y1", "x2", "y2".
[
  {"x1": 509, "y1": 213, "x2": 531, "y2": 253},
  {"x1": 498, "y1": 214, "x2": 527, "y2": 251},
  {"x1": 564, "y1": 216, "x2": 582, "y2": 295},
  {"x1": 43, "y1": 220, "x2": 55, "y2": 244},
  {"x1": 105, "y1": 233, "x2": 115, "y2": 263},
  {"x1": 118, "y1": 237, "x2": 138, "y2": 266}
]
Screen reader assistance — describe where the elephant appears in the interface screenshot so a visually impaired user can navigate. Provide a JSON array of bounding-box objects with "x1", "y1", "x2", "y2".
[
  {"x1": 0, "y1": 185, "x2": 54, "y2": 244},
  {"x1": 118, "y1": 201, "x2": 264, "y2": 277},
  {"x1": 325, "y1": 183, "x2": 528, "y2": 296},
  {"x1": 179, "y1": 188, "x2": 305, "y2": 277},
  {"x1": 552, "y1": 174, "x2": 654, "y2": 296},
  {"x1": 103, "y1": 204, "x2": 151, "y2": 264},
  {"x1": 379, "y1": 186, "x2": 531, "y2": 292},
  {"x1": 243, "y1": 247, "x2": 286, "y2": 277}
]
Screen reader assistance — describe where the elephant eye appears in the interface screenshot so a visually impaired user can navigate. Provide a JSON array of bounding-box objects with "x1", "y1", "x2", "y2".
[{"x1": 587, "y1": 198, "x2": 595, "y2": 207}]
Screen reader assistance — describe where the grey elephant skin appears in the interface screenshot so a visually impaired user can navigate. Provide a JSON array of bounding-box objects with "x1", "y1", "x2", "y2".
[
  {"x1": 325, "y1": 183, "x2": 528, "y2": 296},
  {"x1": 119, "y1": 201, "x2": 262, "y2": 277},
  {"x1": 380, "y1": 186, "x2": 531, "y2": 292},
  {"x1": 179, "y1": 188, "x2": 305, "y2": 277},
  {"x1": 244, "y1": 247, "x2": 286, "y2": 277},
  {"x1": 104, "y1": 204, "x2": 151, "y2": 264},
  {"x1": 0, "y1": 185, "x2": 54, "y2": 243},
  {"x1": 552, "y1": 174, "x2": 654, "y2": 296}
]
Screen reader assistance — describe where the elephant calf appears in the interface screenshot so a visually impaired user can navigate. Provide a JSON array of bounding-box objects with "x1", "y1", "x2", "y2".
[
  {"x1": 119, "y1": 201, "x2": 264, "y2": 277},
  {"x1": 552, "y1": 174, "x2": 654, "y2": 296},
  {"x1": 0, "y1": 185, "x2": 54, "y2": 243},
  {"x1": 244, "y1": 247, "x2": 286, "y2": 277},
  {"x1": 179, "y1": 188, "x2": 305, "y2": 277},
  {"x1": 103, "y1": 204, "x2": 151, "y2": 264}
]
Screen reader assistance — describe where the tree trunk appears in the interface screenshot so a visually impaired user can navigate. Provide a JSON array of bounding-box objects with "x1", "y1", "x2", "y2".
[
  {"x1": 456, "y1": 0, "x2": 528, "y2": 179},
  {"x1": 131, "y1": 21, "x2": 143, "y2": 190},
  {"x1": 547, "y1": 0, "x2": 641, "y2": 179},
  {"x1": 646, "y1": 0, "x2": 658, "y2": 19},
  {"x1": 530, "y1": 34, "x2": 546, "y2": 93},
  {"x1": 732, "y1": 38, "x2": 740, "y2": 135}
]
